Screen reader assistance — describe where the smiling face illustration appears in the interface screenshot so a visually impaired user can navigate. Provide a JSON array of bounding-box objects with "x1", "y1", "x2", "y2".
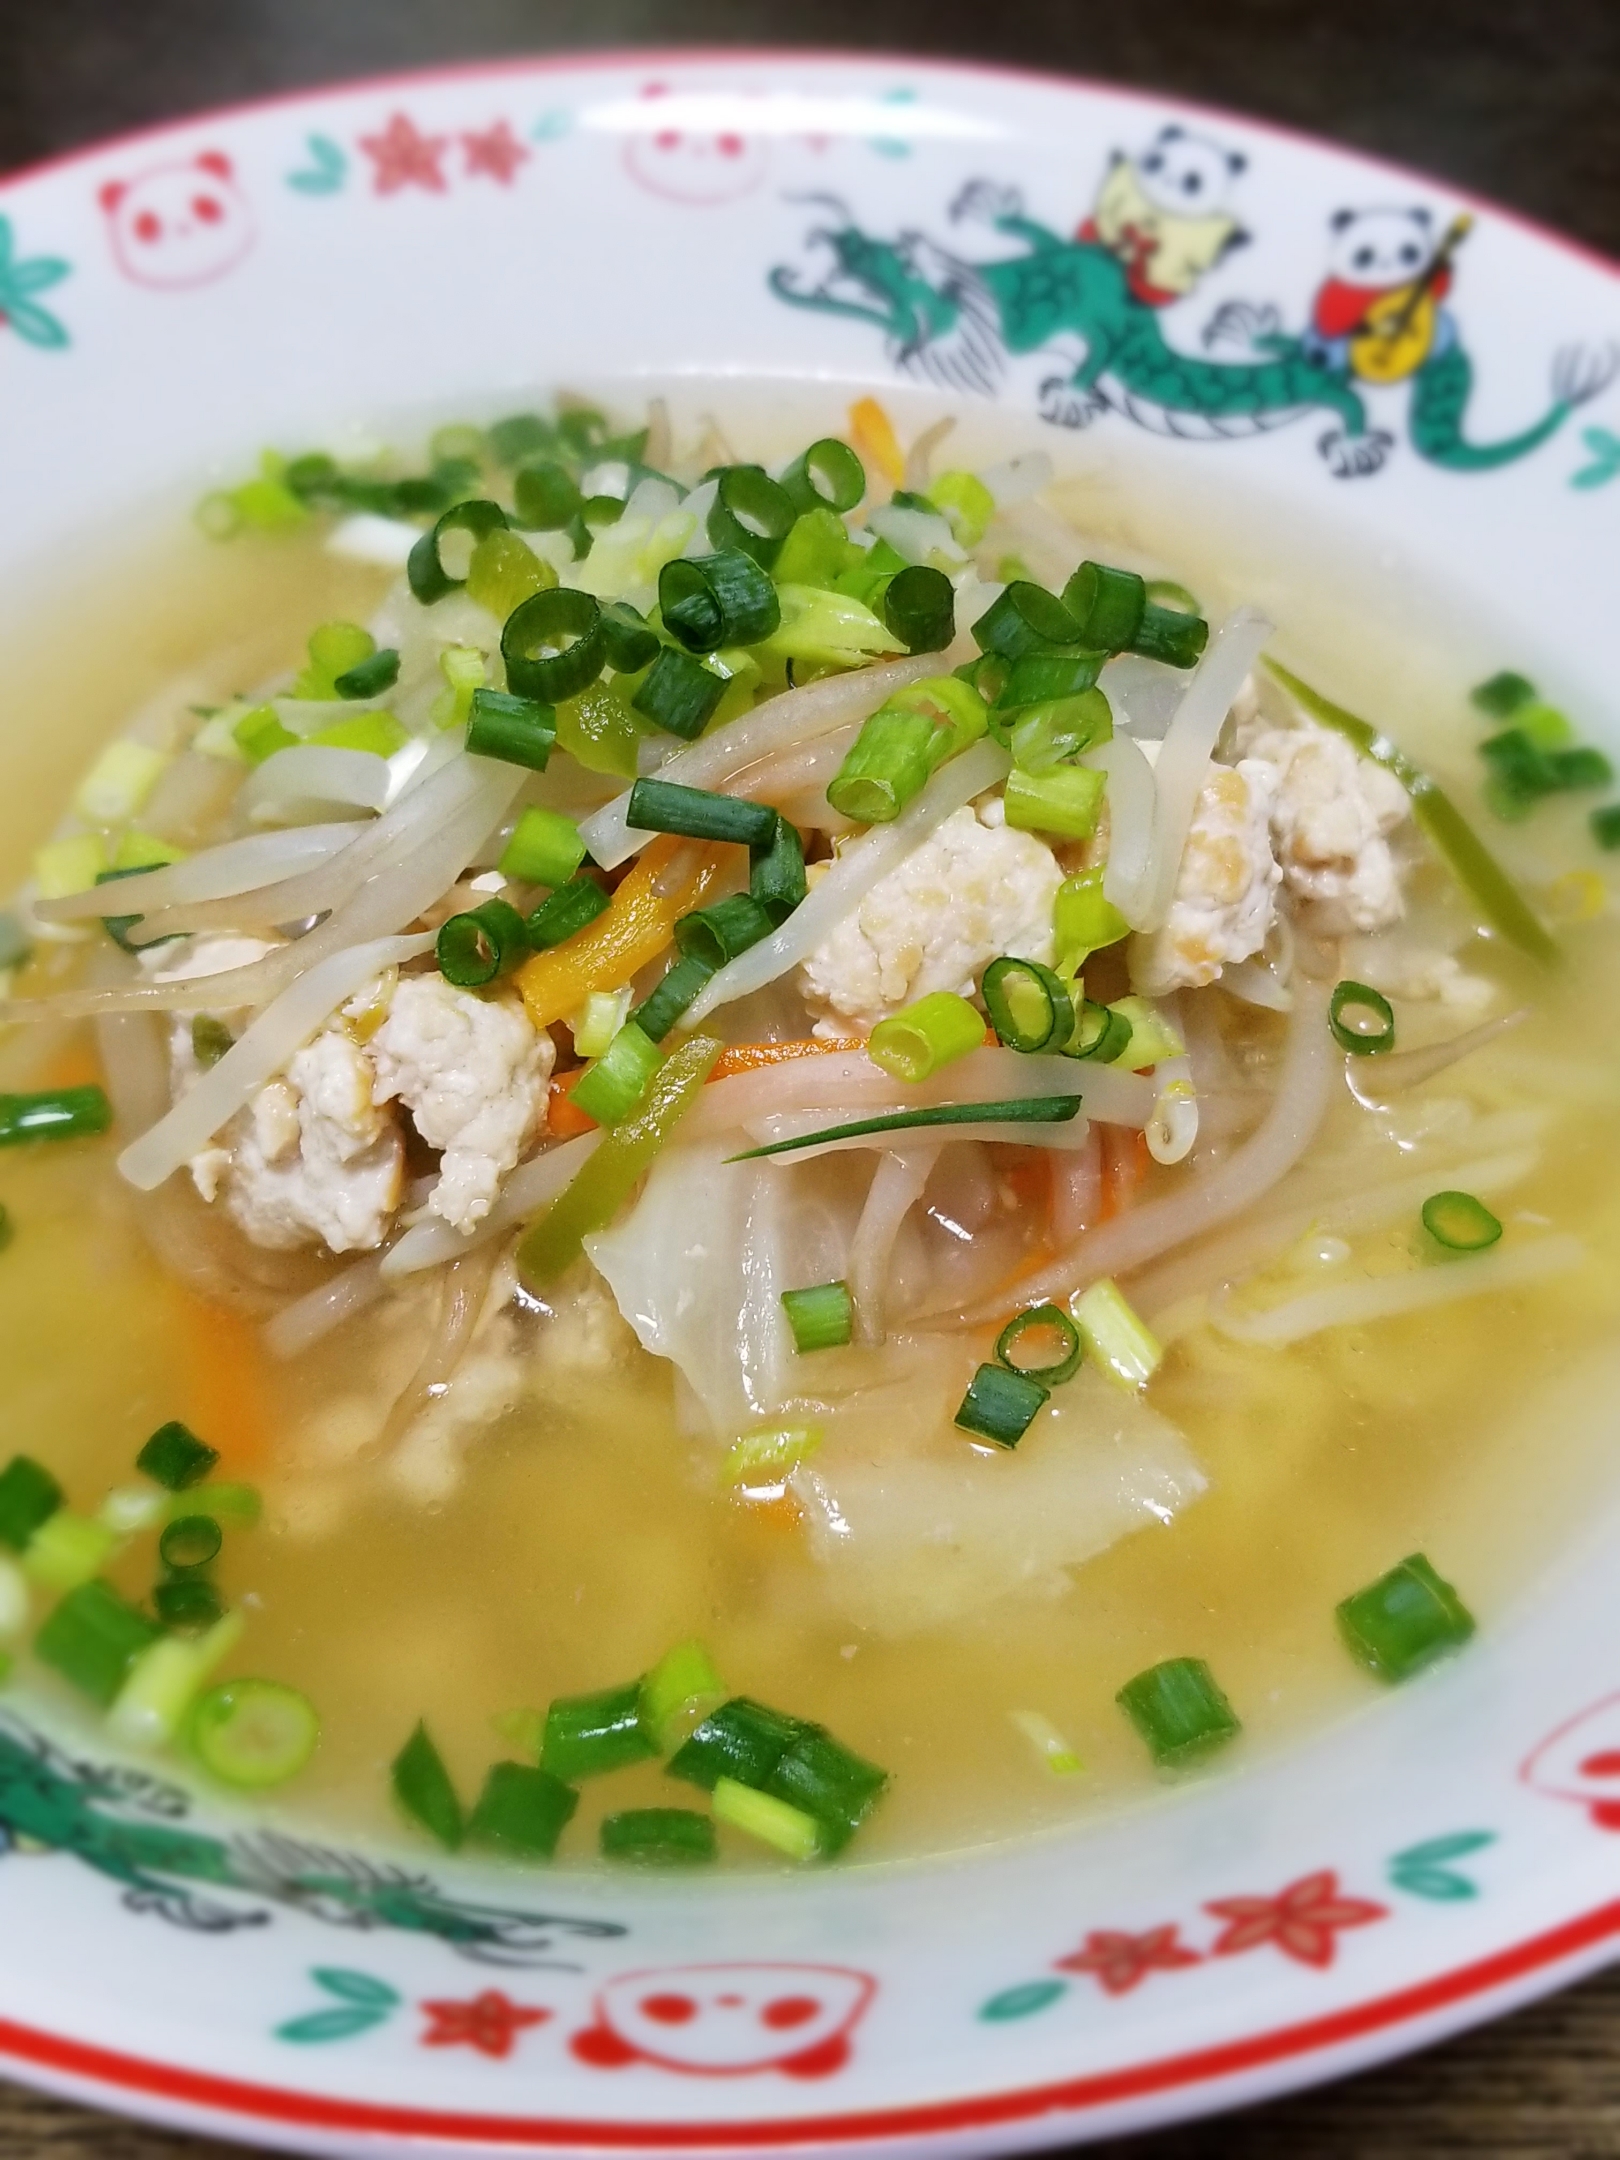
[
  {"x1": 99, "y1": 151, "x2": 254, "y2": 289},
  {"x1": 570, "y1": 1962, "x2": 876, "y2": 2077},
  {"x1": 622, "y1": 86, "x2": 769, "y2": 205}
]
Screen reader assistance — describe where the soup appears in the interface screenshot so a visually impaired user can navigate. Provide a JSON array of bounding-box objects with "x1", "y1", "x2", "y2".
[{"x1": 0, "y1": 394, "x2": 1615, "y2": 1869}]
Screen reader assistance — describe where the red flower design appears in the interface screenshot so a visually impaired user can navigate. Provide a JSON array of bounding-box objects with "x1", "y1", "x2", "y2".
[
  {"x1": 1054, "y1": 1925, "x2": 1202, "y2": 1995},
  {"x1": 419, "y1": 1990, "x2": 551, "y2": 2058},
  {"x1": 1205, "y1": 1870, "x2": 1388, "y2": 1969},
  {"x1": 360, "y1": 113, "x2": 449, "y2": 195},
  {"x1": 463, "y1": 121, "x2": 530, "y2": 185}
]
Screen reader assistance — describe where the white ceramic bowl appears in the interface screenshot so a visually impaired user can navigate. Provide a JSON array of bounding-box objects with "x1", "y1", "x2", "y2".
[{"x1": 2, "y1": 50, "x2": 1619, "y2": 2157}]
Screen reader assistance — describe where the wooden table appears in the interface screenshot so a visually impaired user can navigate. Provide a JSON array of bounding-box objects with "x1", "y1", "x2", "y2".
[{"x1": 0, "y1": 1, "x2": 1616, "y2": 2152}]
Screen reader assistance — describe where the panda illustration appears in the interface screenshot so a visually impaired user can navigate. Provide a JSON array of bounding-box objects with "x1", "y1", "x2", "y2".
[
  {"x1": 99, "y1": 150, "x2": 254, "y2": 290},
  {"x1": 1305, "y1": 206, "x2": 1456, "y2": 379},
  {"x1": 1083, "y1": 124, "x2": 1249, "y2": 306}
]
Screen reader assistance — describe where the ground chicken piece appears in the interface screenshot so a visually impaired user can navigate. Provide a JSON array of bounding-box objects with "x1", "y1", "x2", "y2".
[
  {"x1": 1130, "y1": 760, "x2": 1280, "y2": 995},
  {"x1": 368, "y1": 974, "x2": 552, "y2": 1232},
  {"x1": 798, "y1": 803, "x2": 1063, "y2": 1037},
  {"x1": 1230, "y1": 706, "x2": 1410, "y2": 933}
]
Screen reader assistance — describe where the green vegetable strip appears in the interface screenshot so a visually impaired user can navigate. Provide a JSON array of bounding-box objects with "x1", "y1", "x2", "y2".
[
  {"x1": 570, "y1": 1022, "x2": 663, "y2": 1128},
  {"x1": 502, "y1": 588, "x2": 606, "y2": 703},
  {"x1": 1264, "y1": 659, "x2": 1557, "y2": 964},
  {"x1": 526, "y1": 875, "x2": 610, "y2": 949},
  {"x1": 626, "y1": 778, "x2": 778, "y2": 851},
  {"x1": 468, "y1": 1761, "x2": 578, "y2": 1858},
  {"x1": 1421, "y1": 1190, "x2": 1503, "y2": 1252},
  {"x1": 1117, "y1": 1657, "x2": 1241, "y2": 1766},
  {"x1": 542, "y1": 1679, "x2": 658, "y2": 1781},
  {"x1": 630, "y1": 954, "x2": 715, "y2": 1043},
  {"x1": 0, "y1": 1455, "x2": 63, "y2": 1549},
  {"x1": 749, "y1": 816, "x2": 806, "y2": 925},
  {"x1": 0, "y1": 1086, "x2": 112, "y2": 1146},
  {"x1": 35, "y1": 1580, "x2": 161, "y2": 1706},
  {"x1": 391, "y1": 1720, "x2": 464, "y2": 1849},
  {"x1": 632, "y1": 646, "x2": 726, "y2": 741},
  {"x1": 437, "y1": 898, "x2": 530, "y2": 989},
  {"x1": 137, "y1": 1420, "x2": 217, "y2": 1490},
  {"x1": 954, "y1": 1361, "x2": 1049, "y2": 1447},
  {"x1": 517, "y1": 1031, "x2": 722, "y2": 1287},
  {"x1": 726, "y1": 1093, "x2": 1083, "y2": 1163},
  {"x1": 465, "y1": 687, "x2": 557, "y2": 771},
  {"x1": 781, "y1": 1281, "x2": 855, "y2": 1354},
  {"x1": 995, "y1": 1303, "x2": 1082, "y2": 1384},
  {"x1": 601, "y1": 1808, "x2": 717, "y2": 1866},
  {"x1": 1336, "y1": 1552, "x2": 1475, "y2": 1683}
]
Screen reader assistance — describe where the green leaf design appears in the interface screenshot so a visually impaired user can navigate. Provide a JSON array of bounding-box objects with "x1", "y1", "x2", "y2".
[
  {"x1": 313, "y1": 1967, "x2": 401, "y2": 2008},
  {"x1": 1393, "y1": 1831, "x2": 1496, "y2": 1867},
  {"x1": 1391, "y1": 1865, "x2": 1477, "y2": 1902},
  {"x1": 287, "y1": 134, "x2": 347, "y2": 195},
  {"x1": 1388, "y1": 1829, "x2": 1497, "y2": 1900},
  {"x1": 0, "y1": 215, "x2": 71, "y2": 350},
  {"x1": 980, "y1": 1979, "x2": 1067, "y2": 2021},
  {"x1": 275, "y1": 2006, "x2": 387, "y2": 2044}
]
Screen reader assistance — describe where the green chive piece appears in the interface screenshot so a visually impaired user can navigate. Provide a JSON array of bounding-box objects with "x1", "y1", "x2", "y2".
[
  {"x1": 0, "y1": 1086, "x2": 112, "y2": 1147},
  {"x1": 541, "y1": 1679, "x2": 658, "y2": 1782},
  {"x1": 601, "y1": 1808, "x2": 717, "y2": 1866},
  {"x1": 137, "y1": 1420, "x2": 218, "y2": 1492},
  {"x1": 639, "y1": 1639, "x2": 727, "y2": 1754},
  {"x1": 630, "y1": 954, "x2": 716, "y2": 1043},
  {"x1": 1329, "y1": 979, "x2": 1396, "y2": 1055},
  {"x1": 723, "y1": 1423, "x2": 824, "y2": 1486},
  {"x1": 973, "y1": 580, "x2": 1086, "y2": 660},
  {"x1": 868, "y1": 991, "x2": 986, "y2": 1084},
  {"x1": 296, "y1": 620, "x2": 374, "y2": 698},
  {"x1": 467, "y1": 1760, "x2": 578, "y2": 1860},
  {"x1": 159, "y1": 1514, "x2": 222, "y2": 1574},
  {"x1": 982, "y1": 957, "x2": 1074, "y2": 1055},
  {"x1": 780, "y1": 438, "x2": 865, "y2": 516},
  {"x1": 526, "y1": 874, "x2": 610, "y2": 949},
  {"x1": 749, "y1": 815, "x2": 807, "y2": 926},
  {"x1": 667, "y1": 1697, "x2": 807, "y2": 1792},
  {"x1": 1337, "y1": 1553, "x2": 1476, "y2": 1683},
  {"x1": 190, "y1": 1678, "x2": 320, "y2": 1788},
  {"x1": 996, "y1": 651, "x2": 1105, "y2": 711},
  {"x1": 707, "y1": 465, "x2": 797, "y2": 569},
  {"x1": 22, "y1": 1509, "x2": 116, "y2": 1592},
  {"x1": 391, "y1": 1720, "x2": 464, "y2": 1848},
  {"x1": 712, "y1": 1775, "x2": 822, "y2": 1861},
  {"x1": 781, "y1": 1281, "x2": 854, "y2": 1354},
  {"x1": 1590, "y1": 804, "x2": 1620, "y2": 850},
  {"x1": 1006, "y1": 692, "x2": 1113, "y2": 772},
  {"x1": 35, "y1": 1579, "x2": 161, "y2": 1706},
  {"x1": 465, "y1": 686, "x2": 557, "y2": 771},
  {"x1": 632, "y1": 645, "x2": 727, "y2": 741},
  {"x1": 190, "y1": 1014, "x2": 234, "y2": 1070},
  {"x1": 499, "y1": 805, "x2": 586, "y2": 888},
  {"x1": 674, "y1": 894, "x2": 776, "y2": 970},
  {"x1": 436, "y1": 898, "x2": 530, "y2": 989},
  {"x1": 1072, "y1": 1278, "x2": 1163, "y2": 1391},
  {"x1": 626, "y1": 778, "x2": 778, "y2": 851},
  {"x1": 600, "y1": 600, "x2": 660, "y2": 675},
  {"x1": 1065, "y1": 1000, "x2": 1133, "y2": 1063},
  {"x1": 488, "y1": 413, "x2": 553, "y2": 464},
  {"x1": 502, "y1": 587, "x2": 606, "y2": 704},
  {"x1": 1053, "y1": 869, "x2": 1130, "y2": 969},
  {"x1": 233, "y1": 705, "x2": 298, "y2": 764},
  {"x1": 1421, "y1": 1191, "x2": 1504, "y2": 1253},
  {"x1": 883, "y1": 564, "x2": 956, "y2": 655},
  {"x1": 954, "y1": 1362, "x2": 1049, "y2": 1447},
  {"x1": 155, "y1": 1577, "x2": 224, "y2": 1632},
  {"x1": 0, "y1": 1455, "x2": 63, "y2": 1550},
  {"x1": 512, "y1": 457, "x2": 582, "y2": 529},
  {"x1": 1117, "y1": 1657, "x2": 1241, "y2": 1766},
  {"x1": 1059, "y1": 561, "x2": 1145, "y2": 651},
  {"x1": 995, "y1": 1303, "x2": 1082, "y2": 1385},
  {"x1": 332, "y1": 647, "x2": 401, "y2": 699},
  {"x1": 1003, "y1": 764, "x2": 1107, "y2": 840},
  {"x1": 569, "y1": 1022, "x2": 664, "y2": 1128},
  {"x1": 826, "y1": 706, "x2": 937, "y2": 823},
  {"x1": 659, "y1": 550, "x2": 781, "y2": 654},
  {"x1": 764, "y1": 1728, "x2": 888, "y2": 1856},
  {"x1": 726, "y1": 1094, "x2": 1083, "y2": 1163},
  {"x1": 1470, "y1": 670, "x2": 1536, "y2": 718},
  {"x1": 774, "y1": 505, "x2": 860, "y2": 587},
  {"x1": 408, "y1": 499, "x2": 509, "y2": 606}
]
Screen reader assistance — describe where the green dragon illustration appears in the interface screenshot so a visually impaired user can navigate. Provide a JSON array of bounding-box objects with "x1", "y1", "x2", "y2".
[
  {"x1": 0, "y1": 1712, "x2": 625, "y2": 1965},
  {"x1": 769, "y1": 183, "x2": 1615, "y2": 479}
]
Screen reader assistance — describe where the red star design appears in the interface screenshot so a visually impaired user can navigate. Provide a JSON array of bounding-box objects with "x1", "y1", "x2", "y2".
[
  {"x1": 1054, "y1": 1924, "x2": 1202, "y2": 1995},
  {"x1": 419, "y1": 1989, "x2": 551, "y2": 2058},
  {"x1": 463, "y1": 120, "x2": 530, "y2": 184},
  {"x1": 1205, "y1": 1870, "x2": 1388, "y2": 1970},
  {"x1": 360, "y1": 112, "x2": 449, "y2": 195}
]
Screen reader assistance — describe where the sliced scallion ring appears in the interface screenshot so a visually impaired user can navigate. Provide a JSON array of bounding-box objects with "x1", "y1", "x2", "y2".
[
  {"x1": 190, "y1": 1678, "x2": 320, "y2": 1790},
  {"x1": 883, "y1": 564, "x2": 956, "y2": 654},
  {"x1": 954, "y1": 1361, "x2": 1049, "y2": 1448},
  {"x1": 982, "y1": 956, "x2": 1074, "y2": 1054},
  {"x1": 1066, "y1": 1000, "x2": 1133, "y2": 1063},
  {"x1": 512, "y1": 457, "x2": 581, "y2": 530},
  {"x1": 159, "y1": 1514, "x2": 222, "y2": 1574},
  {"x1": 707, "y1": 465, "x2": 797, "y2": 568},
  {"x1": 1421, "y1": 1190, "x2": 1504, "y2": 1252},
  {"x1": 437, "y1": 898, "x2": 530, "y2": 988},
  {"x1": 407, "y1": 499, "x2": 509, "y2": 606},
  {"x1": 972, "y1": 579, "x2": 1085, "y2": 661},
  {"x1": 659, "y1": 550, "x2": 781, "y2": 654},
  {"x1": 780, "y1": 438, "x2": 865, "y2": 516},
  {"x1": 995, "y1": 1303, "x2": 1082, "y2": 1385},
  {"x1": 674, "y1": 894, "x2": 776, "y2": 970},
  {"x1": 502, "y1": 587, "x2": 606, "y2": 702},
  {"x1": 1329, "y1": 979, "x2": 1396, "y2": 1055}
]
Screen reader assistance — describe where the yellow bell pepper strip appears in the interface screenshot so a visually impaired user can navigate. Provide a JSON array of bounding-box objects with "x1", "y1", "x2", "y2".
[
  {"x1": 516, "y1": 836, "x2": 725, "y2": 1031},
  {"x1": 848, "y1": 398, "x2": 904, "y2": 489},
  {"x1": 1264, "y1": 659, "x2": 1557, "y2": 965},
  {"x1": 516, "y1": 1031, "x2": 723, "y2": 1288}
]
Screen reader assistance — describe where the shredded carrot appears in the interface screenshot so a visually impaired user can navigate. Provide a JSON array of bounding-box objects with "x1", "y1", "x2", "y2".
[
  {"x1": 848, "y1": 397, "x2": 904, "y2": 488},
  {"x1": 547, "y1": 1066, "x2": 598, "y2": 1138},
  {"x1": 171, "y1": 1290, "x2": 274, "y2": 1471},
  {"x1": 708, "y1": 1037, "x2": 864, "y2": 1080},
  {"x1": 516, "y1": 836, "x2": 724, "y2": 1031},
  {"x1": 1100, "y1": 1126, "x2": 1150, "y2": 1223}
]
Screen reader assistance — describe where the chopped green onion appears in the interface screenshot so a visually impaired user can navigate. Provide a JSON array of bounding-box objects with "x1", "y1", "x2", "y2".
[
  {"x1": 1590, "y1": 805, "x2": 1620, "y2": 850},
  {"x1": 675, "y1": 894, "x2": 776, "y2": 970},
  {"x1": 601, "y1": 1808, "x2": 717, "y2": 1866},
  {"x1": 408, "y1": 499, "x2": 509, "y2": 606},
  {"x1": 723, "y1": 1423, "x2": 824, "y2": 1486},
  {"x1": 826, "y1": 706, "x2": 937, "y2": 823},
  {"x1": 626, "y1": 778, "x2": 778, "y2": 851},
  {"x1": 570, "y1": 1022, "x2": 664, "y2": 1128},
  {"x1": 1329, "y1": 979, "x2": 1396, "y2": 1055},
  {"x1": 781, "y1": 1281, "x2": 854, "y2": 1354},
  {"x1": 930, "y1": 469, "x2": 995, "y2": 548},
  {"x1": 465, "y1": 686, "x2": 557, "y2": 771},
  {"x1": 159, "y1": 1513, "x2": 222, "y2": 1573},
  {"x1": 0, "y1": 1086, "x2": 112, "y2": 1147},
  {"x1": 639, "y1": 1639, "x2": 727, "y2": 1754},
  {"x1": 490, "y1": 414, "x2": 553, "y2": 466},
  {"x1": 728, "y1": 1093, "x2": 1082, "y2": 1163},
  {"x1": 669, "y1": 1697, "x2": 806, "y2": 1792},
  {"x1": 233, "y1": 705, "x2": 299, "y2": 763},
  {"x1": 96, "y1": 866, "x2": 175, "y2": 957},
  {"x1": 630, "y1": 953, "x2": 715, "y2": 1043},
  {"x1": 190, "y1": 1014, "x2": 234, "y2": 1070},
  {"x1": 490, "y1": 1704, "x2": 545, "y2": 1759},
  {"x1": 0, "y1": 1455, "x2": 63, "y2": 1550},
  {"x1": 599, "y1": 599, "x2": 660, "y2": 674},
  {"x1": 765, "y1": 1728, "x2": 888, "y2": 1856},
  {"x1": 1470, "y1": 670, "x2": 1536, "y2": 718},
  {"x1": 1072, "y1": 1278, "x2": 1162, "y2": 1390},
  {"x1": 708, "y1": 465, "x2": 797, "y2": 568},
  {"x1": 1009, "y1": 1708, "x2": 1084, "y2": 1777},
  {"x1": 542, "y1": 1679, "x2": 658, "y2": 1782},
  {"x1": 1105, "y1": 996, "x2": 1183, "y2": 1070},
  {"x1": 1061, "y1": 561, "x2": 1209, "y2": 668},
  {"x1": 1144, "y1": 579, "x2": 1200, "y2": 614},
  {"x1": 660, "y1": 550, "x2": 780, "y2": 654},
  {"x1": 780, "y1": 438, "x2": 865, "y2": 516},
  {"x1": 332, "y1": 647, "x2": 401, "y2": 699},
  {"x1": 569, "y1": 986, "x2": 632, "y2": 1059},
  {"x1": 502, "y1": 587, "x2": 606, "y2": 703},
  {"x1": 512, "y1": 457, "x2": 581, "y2": 529},
  {"x1": 467, "y1": 527, "x2": 556, "y2": 617},
  {"x1": 109, "y1": 1610, "x2": 243, "y2": 1750},
  {"x1": 869, "y1": 991, "x2": 986, "y2": 1083},
  {"x1": 1117, "y1": 1657, "x2": 1240, "y2": 1766},
  {"x1": 467, "y1": 1761, "x2": 578, "y2": 1859},
  {"x1": 1003, "y1": 764, "x2": 1107, "y2": 840},
  {"x1": 1006, "y1": 693, "x2": 1113, "y2": 773},
  {"x1": 137, "y1": 1419, "x2": 218, "y2": 1491},
  {"x1": 750, "y1": 815, "x2": 806, "y2": 926},
  {"x1": 1066, "y1": 1001, "x2": 1133, "y2": 1063},
  {"x1": 774, "y1": 506, "x2": 860, "y2": 588},
  {"x1": 972, "y1": 580, "x2": 1086, "y2": 660},
  {"x1": 711, "y1": 1775, "x2": 821, "y2": 1862},
  {"x1": 309, "y1": 709, "x2": 408, "y2": 759},
  {"x1": 22, "y1": 1509, "x2": 116, "y2": 1591},
  {"x1": 391, "y1": 1720, "x2": 463, "y2": 1847},
  {"x1": 883, "y1": 564, "x2": 955, "y2": 654},
  {"x1": 1265, "y1": 660, "x2": 1558, "y2": 965},
  {"x1": 1054, "y1": 869, "x2": 1130, "y2": 969},
  {"x1": 155, "y1": 1577, "x2": 224, "y2": 1631},
  {"x1": 194, "y1": 1480, "x2": 259, "y2": 1528},
  {"x1": 954, "y1": 1361, "x2": 1049, "y2": 1447},
  {"x1": 631, "y1": 644, "x2": 726, "y2": 741},
  {"x1": 996, "y1": 652, "x2": 1104, "y2": 711},
  {"x1": 295, "y1": 620, "x2": 374, "y2": 699},
  {"x1": 499, "y1": 806, "x2": 586, "y2": 888},
  {"x1": 1337, "y1": 1553, "x2": 1476, "y2": 1682},
  {"x1": 1421, "y1": 1190, "x2": 1503, "y2": 1253},
  {"x1": 437, "y1": 898, "x2": 530, "y2": 989},
  {"x1": 982, "y1": 957, "x2": 1073, "y2": 1055},
  {"x1": 518, "y1": 1032, "x2": 722, "y2": 1287},
  {"x1": 995, "y1": 1303, "x2": 1082, "y2": 1384},
  {"x1": 192, "y1": 1678, "x2": 321, "y2": 1789},
  {"x1": 526, "y1": 874, "x2": 610, "y2": 949},
  {"x1": 557, "y1": 676, "x2": 639, "y2": 770},
  {"x1": 35, "y1": 1579, "x2": 161, "y2": 1706}
]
